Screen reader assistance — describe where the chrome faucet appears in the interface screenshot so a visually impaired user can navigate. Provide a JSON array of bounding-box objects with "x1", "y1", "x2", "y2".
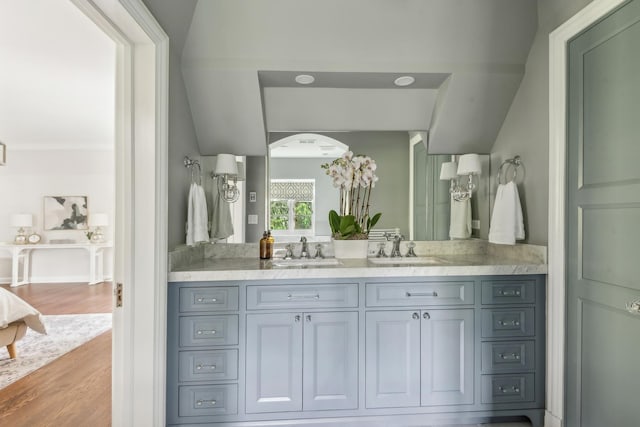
[
  {"x1": 299, "y1": 237, "x2": 311, "y2": 259},
  {"x1": 388, "y1": 233, "x2": 404, "y2": 258}
]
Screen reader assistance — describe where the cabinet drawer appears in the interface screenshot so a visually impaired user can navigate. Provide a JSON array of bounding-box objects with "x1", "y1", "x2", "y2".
[
  {"x1": 179, "y1": 286, "x2": 239, "y2": 312},
  {"x1": 481, "y1": 374, "x2": 535, "y2": 404},
  {"x1": 178, "y1": 384, "x2": 238, "y2": 417},
  {"x1": 481, "y1": 308, "x2": 535, "y2": 338},
  {"x1": 179, "y1": 315, "x2": 239, "y2": 347},
  {"x1": 247, "y1": 283, "x2": 358, "y2": 309},
  {"x1": 366, "y1": 280, "x2": 474, "y2": 307},
  {"x1": 179, "y1": 349, "x2": 238, "y2": 382},
  {"x1": 481, "y1": 341, "x2": 535, "y2": 373},
  {"x1": 481, "y1": 280, "x2": 536, "y2": 305}
]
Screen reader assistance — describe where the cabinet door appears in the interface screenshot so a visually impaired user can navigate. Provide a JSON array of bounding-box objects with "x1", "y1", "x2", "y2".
[
  {"x1": 421, "y1": 309, "x2": 474, "y2": 406},
  {"x1": 365, "y1": 310, "x2": 421, "y2": 408},
  {"x1": 303, "y1": 311, "x2": 358, "y2": 411},
  {"x1": 246, "y1": 313, "x2": 303, "y2": 413}
]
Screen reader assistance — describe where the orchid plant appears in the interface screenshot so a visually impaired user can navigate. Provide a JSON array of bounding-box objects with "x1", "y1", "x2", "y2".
[{"x1": 321, "y1": 151, "x2": 382, "y2": 240}]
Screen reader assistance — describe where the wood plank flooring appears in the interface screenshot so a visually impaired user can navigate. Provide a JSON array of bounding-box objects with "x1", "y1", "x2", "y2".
[{"x1": 0, "y1": 282, "x2": 113, "y2": 426}]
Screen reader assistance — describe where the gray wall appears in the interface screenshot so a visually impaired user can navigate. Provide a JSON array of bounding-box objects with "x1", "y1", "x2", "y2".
[
  {"x1": 167, "y1": 51, "x2": 201, "y2": 250},
  {"x1": 490, "y1": 0, "x2": 592, "y2": 245},
  {"x1": 245, "y1": 156, "x2": 267, "y2": 243}
]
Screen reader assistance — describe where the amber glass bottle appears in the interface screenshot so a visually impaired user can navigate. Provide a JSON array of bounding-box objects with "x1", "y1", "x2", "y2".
[
  {"x1": 266, "y1": 230, "x2": 274, "y2": 259},
  {"x1": 259, "y1": 231, "x2": 269, "y2": 259}
]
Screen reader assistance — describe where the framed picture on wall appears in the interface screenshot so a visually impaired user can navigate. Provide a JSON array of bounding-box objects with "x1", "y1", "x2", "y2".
[
  {"x1": 0, "y1": 142, "x2": 5, "y2": 165},
  {"x1": 44, "y1": 196, "x2": 89, "y2": 230}
]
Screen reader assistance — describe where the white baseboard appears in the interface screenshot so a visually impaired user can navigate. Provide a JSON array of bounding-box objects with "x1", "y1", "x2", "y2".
[
  {"x1": 0, "y1": 275, "x2": 112, "y2": 285},
  {"x1": 545, "y1": 410, "x2": 563, "y2": 427}
]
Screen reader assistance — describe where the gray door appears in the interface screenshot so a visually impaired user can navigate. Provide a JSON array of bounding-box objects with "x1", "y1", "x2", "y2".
[
  {"x1": 245, "y1": 313, "x2": 303, "y2": 413},
  {"x1": 421, "y1": 309, "x2": 474, "y2": 406},
  {"x1": 566, "y1": 2, "x2": 640, "y2": 426},
  {"x1": 365, "y1": 310, "x2": 421, "y2": 408},
  {"x1": 303, "y1": 311, "x2": 359, "y2": 411}
]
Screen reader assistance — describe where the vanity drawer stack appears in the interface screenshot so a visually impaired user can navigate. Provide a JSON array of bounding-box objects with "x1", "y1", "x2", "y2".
[
  {"x1": 167, "y1": 283, "x2": 240, "y2": 424},
  {"x1": 478, "y1": 277, "x2": 545, "y2": 409}
]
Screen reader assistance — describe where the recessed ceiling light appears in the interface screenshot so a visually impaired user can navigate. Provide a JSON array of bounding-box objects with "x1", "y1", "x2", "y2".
[
  {"x1": 394, "y1": 76, "x2": 415, "y2": 87},
  {"x1": 295, "y1": 74, "x2": 315, "y2": 85}
]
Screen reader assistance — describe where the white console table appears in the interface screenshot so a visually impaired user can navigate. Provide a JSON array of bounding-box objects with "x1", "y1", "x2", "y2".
[{"x1": 0, "y1": 242, "x2": 112, "y2": 287}]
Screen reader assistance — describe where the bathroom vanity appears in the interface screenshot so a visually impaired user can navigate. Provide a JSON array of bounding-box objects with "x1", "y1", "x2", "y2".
[{"x1": 166, "y1": 247, "x2": 546, "y2": 427}]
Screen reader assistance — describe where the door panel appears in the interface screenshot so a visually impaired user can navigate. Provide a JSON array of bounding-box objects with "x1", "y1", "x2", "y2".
[
  {"x1": 303, "y1": 312, "x2": 358, "y2": 411},
  {"x1": 566, "y1": 1, "x2": 640, "y2": 426},
  {"x1": 365, "y1": 310, "x2": 421, "y2": 408},
  {"x1": 245, "y1": 313, "x2": 303, "y2": 413},
  {"x1": 421, "y1": 309, "x2": 474, "y2": 406}
]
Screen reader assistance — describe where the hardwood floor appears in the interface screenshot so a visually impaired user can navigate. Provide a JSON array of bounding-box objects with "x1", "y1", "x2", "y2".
[{"x1": 0, "y1": 282, "x2": 113, "y2": 426}]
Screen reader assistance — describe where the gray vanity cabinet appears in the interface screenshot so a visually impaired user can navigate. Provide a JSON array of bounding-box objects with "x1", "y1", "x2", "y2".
[
  {"x1": 167, "y1": 275, "x2": 545, "y2": 427},
  {"x1": 245, "y1": 311, "x2": 359, "y2": 414},
  {"x1": 365, "y1": 308, "x2": 474, "y2": 408}
]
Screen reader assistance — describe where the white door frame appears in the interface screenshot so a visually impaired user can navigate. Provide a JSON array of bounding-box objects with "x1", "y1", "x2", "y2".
[
  {"x1": 70, "y1": 0, "x2": 168, "y2": 425},
  {"x1": 547, "y1": 1, "x2": 626, "y2": 426}
]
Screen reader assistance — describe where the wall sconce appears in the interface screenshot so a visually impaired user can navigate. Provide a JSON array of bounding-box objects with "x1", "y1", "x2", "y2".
[
  {"x1": 214, "y1": 154, "x2": 240, "y2": 203},
  {"x1": 11, "y1": 213, "x2": 33, "y2": 244},
  {"x1": 88, "y1": 213, "x2": 109, "y2": 243},
  {"x1": 440, "y1": 154, "x2": 482, "y2": 201}
]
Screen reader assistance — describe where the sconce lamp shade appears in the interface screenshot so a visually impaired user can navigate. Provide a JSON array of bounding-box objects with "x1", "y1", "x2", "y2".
[
  {"x1": 10, "y1": 213, "x2": 32, "y2": 228},
  {"x1": 457, "y1": 154, "x2": 482, "y2": 175},
  {"x1": 215, "y1": 154, "x2": 238, "y2": 176},
  {"x1": 89, "y1": 213, "x2": 109, "y2": 227},
  {"x1": 439, "y1": 162, "x2": 458, "y2": 180}
]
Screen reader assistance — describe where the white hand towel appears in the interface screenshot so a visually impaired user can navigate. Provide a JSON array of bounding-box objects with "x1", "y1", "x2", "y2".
[
  {"x1": 449, "y1": 197, "x2": 472, "y2": 239},
  {"x1": 488, "y1": 181, "x2": 525, "y2": 245},
  {"x1": 210, "y1": 179, "x2": 234, "y2": 240},
  {"x1": 187, "y1": 182, "x2": 210, "y2": 246}
]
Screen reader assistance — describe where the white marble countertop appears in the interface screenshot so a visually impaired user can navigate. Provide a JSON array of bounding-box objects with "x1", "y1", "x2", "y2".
[{"x1": 168, "y1": 253, "x2": 547, "y2": 282}]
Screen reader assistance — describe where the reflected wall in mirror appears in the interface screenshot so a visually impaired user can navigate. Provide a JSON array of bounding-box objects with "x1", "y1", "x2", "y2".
[{"x1": 256, "y1": 131, "x2": 490, "y2": 244}]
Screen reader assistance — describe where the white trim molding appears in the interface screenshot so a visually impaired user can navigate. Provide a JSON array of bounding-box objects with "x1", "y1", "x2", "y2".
[
  {"x1": 70, "y1": 0, "x2": 169, "y2": 425},
  {"x1": 547, "y1": 0, "x2": 626, "y2": 425}
]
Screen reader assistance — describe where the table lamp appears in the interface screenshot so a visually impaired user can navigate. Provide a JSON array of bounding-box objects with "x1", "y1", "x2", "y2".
[
  {"x1": 11, "y1": 213, "x2": 33, "y2": 244},
  {"x1": 88, "y1": 213, "x2": 108, "y2": 243}
]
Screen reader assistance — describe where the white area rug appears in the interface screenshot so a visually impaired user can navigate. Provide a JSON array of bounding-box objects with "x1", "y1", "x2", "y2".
[{"x1": 0, "y1": 313, "x2": 112, "y2": 389}]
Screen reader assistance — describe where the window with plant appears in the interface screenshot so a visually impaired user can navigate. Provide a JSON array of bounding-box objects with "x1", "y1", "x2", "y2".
[{"x1": 269, "y1": 179, "x2": 315, "y2": 235}]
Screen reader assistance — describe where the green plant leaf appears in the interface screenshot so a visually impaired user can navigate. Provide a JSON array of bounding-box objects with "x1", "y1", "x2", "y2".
[
  {"x1": 328, "y1": 210, "x2": 340, "y2": 234},
  {"x1": 367, "y1": 212, "x2": 382, "y2": 231}
]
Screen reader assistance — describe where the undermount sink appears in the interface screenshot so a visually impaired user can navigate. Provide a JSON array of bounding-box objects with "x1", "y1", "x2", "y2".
[
  {"x1": 271, "y1": 258, "x2": 343, "y2": 268},
  {"x1": 367, "y1": 256, "x2": 448, "y2": 265}
]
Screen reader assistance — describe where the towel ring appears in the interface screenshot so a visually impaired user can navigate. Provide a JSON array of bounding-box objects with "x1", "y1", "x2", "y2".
[
  {"x1": 497, "y1": 156, "x2": 522, "y2": 185},
  {"x1": 184, "y1": 156, "x2": 202, "y2": 185}
]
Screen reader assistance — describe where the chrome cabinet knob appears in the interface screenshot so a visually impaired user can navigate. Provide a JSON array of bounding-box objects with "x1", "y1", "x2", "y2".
[{"x1": 412, "y1": 312, "x2": 419, "y2": 320}]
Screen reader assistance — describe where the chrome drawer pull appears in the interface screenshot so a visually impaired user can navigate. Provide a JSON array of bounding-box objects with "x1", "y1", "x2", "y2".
[
  {"x1": 196, "y1": 330, "x2": 217, "y2": 335},
  {"x1": 498, "y1": 386, "x2": 520, "y2": 394},
  {"x1": 498, "y1": 289, "x2": 521, "y2": 297},
  {"x1": 196, "y1": 364, "x2": 217, "y2": 371},
  {"x1": 498, "y1": 320, "x2": 520, "y2": 327},
  {"x1": 406, "y1": 291, "x2": 438, "y2": 297},
  {"x1": 196, "y1": 399, "x2": 217, "y2": 407},
  {"x1": 196, "y1": 297, "x2": 218, "y2": 303},
  {"x1": 498, "y1": 352, "x2": 520, "y2": 360},
  {"x1": 626, "y1": 299, "x2": 640, "y2": 315},
  {"x1": 287, "y1": 293, "x2": 320, "y2": 300}
]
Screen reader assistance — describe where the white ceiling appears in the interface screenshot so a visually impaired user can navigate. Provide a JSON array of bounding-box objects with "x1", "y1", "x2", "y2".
[
  {"x1": 0, "y1": 0, "x2": 115, "y2": 150},
  {"x1": 156, "y1": 0, "x2": 537, "y2": 156}
]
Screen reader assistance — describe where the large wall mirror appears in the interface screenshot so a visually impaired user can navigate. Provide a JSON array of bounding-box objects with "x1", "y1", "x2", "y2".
[{"x1": 243, "y1": 131, "x2": 489, "y2": 243}]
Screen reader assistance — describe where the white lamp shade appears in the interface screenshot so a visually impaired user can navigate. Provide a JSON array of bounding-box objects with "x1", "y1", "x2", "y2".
[
  {"x1": 457, "y1": 154, "x2": 482, "y2": 175},
  {"x1": 89, "y1": 213, "x2": 109, "y2": 227},
  {"x1": 10, "y1": 213, "x2": 32, "y2": 228},
  {"x1": 215, "y1": 154, "x2": 238, "y2": 175},
  {"x1": 439, "y1": 162, "x2": 458, "y2": 180}
]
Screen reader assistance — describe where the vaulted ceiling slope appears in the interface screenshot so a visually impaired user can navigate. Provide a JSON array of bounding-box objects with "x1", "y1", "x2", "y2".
[{"x1": 144, "y1": 0, "x2": 537, "y2": 156}]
